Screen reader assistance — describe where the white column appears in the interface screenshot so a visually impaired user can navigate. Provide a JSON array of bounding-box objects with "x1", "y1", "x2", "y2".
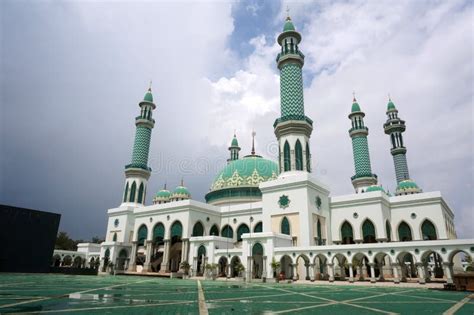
[
  {"x1": 392, "y1": 263, "x2": 400, "y2": 284},
  {"x1": 192, "y1": 256, "x2": 197, "y2": 277},
  {"x1": 247, "y1": 256, "x2": 252, "y2": 282},
  {"x1": 163, "y1": 240, "x2": 170, "y2": 272},
  {"x1": 328, "y1": 263, "x2": 335, "y2": 282},
  {"x1": 369, "y1": 263, "x2": 376, "y2": 283},
  {"x1": 143, "y1": 240, "x2": 153, "y2": 272},
  {"x1": 348, "y1": 263, "x2": 354, "y2": 283},
  {"x1": 292, "y1": 263, "x2": 298, "y2": 281},
  {"x1": 416, "y1": 263, "x2": 426, "y2": 284},
  {"x1": 309, "y1": 263, "x2": 315, "y2": 282},
  {"x1": 262, "y1": 256, "x2": 267, "y2": 280},
  {"x1": 443, "y1": 262, "x2": 454, "y2": 284},
  {"x1": 339, "y1": 263, "x2": 346, "y2": 281},
  {"x1": 127, "y1": 241, "x2": 138, "y2": 272}
]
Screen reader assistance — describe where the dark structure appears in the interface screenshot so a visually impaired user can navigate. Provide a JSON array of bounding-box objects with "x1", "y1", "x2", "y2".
[{"x1": 0, "y1": 204, "x2": 60, "y2": 273}]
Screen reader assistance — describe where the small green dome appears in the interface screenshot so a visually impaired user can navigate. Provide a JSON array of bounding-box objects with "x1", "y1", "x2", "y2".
[
  {"x1": 144, "y1": 89, "x2": 153, "y2": 102},
  {"x1": 172, "y1": 185, "x2": 191, "y2": 198},
  {"x1": 351, "y1": 101, "x2": 361, "y2": 113},
  {"x1": 397, "y1": 180, "x2": 419, "y2": 190},
  {"x1": 283, "y1": 18, "x2": 296, "y2": 32},
  {"x1": 365, "y1": 185, "x2": 385, "y2": 193},
  {"x1": 231, "y1": 136, "x2": 239, "y2": 147},
  {"x1": 155, "y1": 189, "x2": 171, "y2": 198},
  {"x1": 387, "y1": 100, "x2": 396, "y2": 110}
]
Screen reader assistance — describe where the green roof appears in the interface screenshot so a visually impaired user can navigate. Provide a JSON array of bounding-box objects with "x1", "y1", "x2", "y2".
[
  {"x1": 231, "y1": 136, "x2": 239, "y2": 147},
  {"x1": 283, "y1": 17, "x2": 295, "y2": 32},
  {"x1": 397, "y1": 179, "x2": 419, "y2": 190},
  {"x1": 155, "y1": 189, "x2": 171, "y2": 198},
  {"x1": 210, "y1": 155, "x2": 279, "y2": 191},
  {"x1": 144, "y1": 89, "x2": 153, "y2": 102},
  {"x1": 173, "y1": 185, "x2": 190, "y2": 197},
  {"x1": 387, "y1": 100, "x2": 396, "y2": 110},
  {"x1": 351, "y1": 101, "x2": 361, "y2": 113},
  {"x1": 365, "y1": 185, "x2": 385, "y2": 193}
]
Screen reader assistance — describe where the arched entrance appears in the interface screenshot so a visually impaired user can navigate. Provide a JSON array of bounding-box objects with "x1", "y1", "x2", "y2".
[
  {"x1": 296, "y1": 254, "x2": 310, "y2": 280},
  {"x1": 116, "y1": 249, "x2": 128, "y2": 271},
  {"x1": 252, "y1": 243, "x2": 264, "y2": 279},
  {"x1": 62, "y1": 255, "x2": 72, "y2": 267},
  {"x1": 230, "y1": 256, "x2": 241, "y2": 277},
  {"x1": 421, "y1": 250, "x2": 444, "y2": 280},
  {"x1": 332, "y1": 254, "x2": 347, "y2": 280},
  {"x1": 352, "y1": 253, "x2": 370, "y2": 281},
  {"x1": 197, "y1": 245, "x2": 206, "y2": 276},
  {"x1": 397, "y1": 252, "x2": 417, "y2": 281},
  {"x1": 73, "y1": 256, "x2": 83, "y2": 268},
  {"x1": 314, "y1": 254, "x2": 327, "y2": 280},
  {"x1": 52, "y1": 254, "x2": 61, "y2": 267},
  {"x1": 169, "y1": 221, "x2": 183, "y2": 272},
  {"x1": 218, "y1": 256, "x2": 228, "y2": 277},
  {"x1": 280, "y1": 255, "x2": 293, "y2": 280},
  {"x1": 136, "y1": 224, "x2": 148, "y2": 269},
  {"x1": 151, "y1": 223, "x2": 165, "y2": 272}
]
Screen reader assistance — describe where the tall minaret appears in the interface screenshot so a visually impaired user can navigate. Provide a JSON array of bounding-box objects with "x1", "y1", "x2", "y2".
[
  {"x1": 274, "y1": 15, "x2": 313, "y2": 174},
  {"x1": 348, "y1": 96, "x2": 378, "y2": 193},
  {"x1": 122, "y1": 86, "x2": 156, "y2": 205},
  {"x1": 227, "y1": 132, "x2": 240, "y2": 163},
  {"x1": 383, "y1": 97, "x2": 422, "y2": 195}
]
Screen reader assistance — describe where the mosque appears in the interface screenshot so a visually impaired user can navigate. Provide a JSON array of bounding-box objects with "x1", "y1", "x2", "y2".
[{"x1": 95, "y1": 16, "x2": 473, "y2": 284}]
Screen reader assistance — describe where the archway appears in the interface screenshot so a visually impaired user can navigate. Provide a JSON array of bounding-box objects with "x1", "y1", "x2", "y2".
[
  {"x1": 296, "y1": 254, "x2": 310, "y2": 280},
  {"x1": 52, "y1": 254, "x2": 61, "y2": 267},
  {"x1": 221, "y1": 225, "x2": 234, "y2": 239},
  {"x1": 341, "y1": 221, "x2": 354, "y2": 244},
  {"x1": 421, "y1": 220, "x2": 437, "y2": 240},
  {"x1": 449, "y1": 250, "x2": 473, "y2": 274},
  {"x1": 230, "y1": 256, "x2": 241, "y2": 277},
  {"x1": 102, "y1": 248, "x2": 110, "y2": 272},
  {"x1": 314, "y1": 254, "x2": 328, "y2": 280},
  {"x1": 362, "y1": 219, "x2": 376, "y2": 243},
  {"x1": 192, "y1": 221, "x2": 204, "y2": 237},
  {"x1": 332, "y1": 254, "x2": 348, "y2": 280},
  {"x1": 73, "y1": 256, "x2": 83, "y2": 268},
  {"x1": 252, "y1": 243, "x2": 264, "y2": 279},
  {"x1": 210, "y1": 224, "x2": 219, "y2": 236},
  {"x1": 169, "y1": 221, "x2": 183, "y2": 272},
  {"x1": 421, "y1": 250, "x2": 444, "y2": 280},
  {"x1": 62, "y1": 255, "x2": 72, "y2": 267},
  {"x1": 398, "y1": 221, "x2": 413, "y2": 241},
  {"x1": 136, "y1": 224, "x2": 148, "y2": 269},
  {"x1": 280, "y1": 255, "x2": 293, "y2": 280},
  {"x1": 89, "y1": 257, "x2": 95, "y2": 268},
  {"x1": 352, "y1": 253, "x2": 370, "y2": 280},
  {"x1": 116, "y1": 249, "x2": 128, "y2": 271},
  {"x1": 197, "y1": 245, "x2": 206, "y2": 276},
  {"x1": 237, "y1": 223, "x2": 250, "y2": 242},
  {"x1": 374, "y1": 252, "x2": 392, "y2": 280},
  {"x1": 397, "y1": 252, "x2": 417, "y2": 281},
  {"x1": 151, "y1": 223, "x2": 165, "y2": 272},
  {"x1": 218, "y1": 256, "x2": 228, "y2": 277}
]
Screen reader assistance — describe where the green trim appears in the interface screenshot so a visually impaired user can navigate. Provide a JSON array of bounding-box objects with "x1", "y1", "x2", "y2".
[
  {"x1": 205, "y1": 186, "x2": 262, "y2": 204},
  {"x1": 273, "y1": 115, "x2": 313, "y2": 127}
]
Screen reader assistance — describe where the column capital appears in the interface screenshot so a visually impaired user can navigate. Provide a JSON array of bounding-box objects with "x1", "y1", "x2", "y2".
[{"x1": 132, "y1": 241, "x2": 138, "y2": 245}]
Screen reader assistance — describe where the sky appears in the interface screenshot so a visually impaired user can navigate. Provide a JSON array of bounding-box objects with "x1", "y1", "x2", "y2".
[{"x1": 0, "y1": 0, "x2": 472, "y2": 240}]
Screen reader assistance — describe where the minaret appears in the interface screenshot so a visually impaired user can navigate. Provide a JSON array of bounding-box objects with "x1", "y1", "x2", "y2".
[
  {"x1": 383, "y1": 97, "x2": 422, "y2": 195},
  {"x1": 227, "y1": 132, "x2": 240, "y2": 163},
  {"x1": 348, "y1": 96, "x2": 378, "y2": 193},
  {"x1": 274, "y1": 15, "x2": 313, "y2": 174},
  {"x1": 122, "y1": 86, "x2": 156, "y2": 205}
]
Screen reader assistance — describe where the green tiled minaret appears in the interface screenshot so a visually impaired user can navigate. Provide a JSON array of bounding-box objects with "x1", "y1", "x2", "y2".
[
  {"x1": 383, "y1": 98, "x2": 422, "y2": 196},
  {"x1": 348, "y1": 97, "x2": 377, "y2": 193},
  {"x1": 274, "y1": 15, "x2": 313, "y2": 174},
  {"x1": 122, "y1": 87, "x2": 156, "y2": 205}
]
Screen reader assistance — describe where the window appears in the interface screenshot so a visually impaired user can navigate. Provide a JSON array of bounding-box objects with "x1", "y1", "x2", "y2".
[
  {"x1": 192, "y1": 222, "x2": 204, "y2": 237},
  {"x1": 254, "y1": 222, "x2": 263, "y2": 233},
  {"x1": 306, "y1": 142, "x2": 311, "y2": 172},
  {"x1": 295, "y1": 140, "x2": 303, "y2": 170},
  {"x1": 341, "y1": 221, "x2": 354, "y2": 244},
  {"x1": 171, "y1": 221, "x2": 183, "y2": 238},
  {"x1": 283, "y1": 141, "x2": 290, "y2": 171},
  {"x1": 237, "y1": 224, "x2": 250, "y2": 242},
  {"x1": 112, "y1": 233, "x2": 117, "y2": 242},
  {"x1": 221, "y1": 225, "x2": 233, "y2": 239},
  {"x1": 317, "y1": 219, "x2": 322, "y2": 245},
  {"x1": 386, "y1": 221, "x2": 392, "y2": 242},
  {"x1": 137, "y1": 225, "x2": 147, "y2": 246},
  {"x1": 210, "y1": 224, "x2": 219, "y2": 236},
  {"x1": 362, "y1": 219, "x2": 376, "y2": 243},
  {"x1": 153, "y1": 223, "x2": 165, "y2": 243},
  {"x1": 421, "y1": 220, "x2": 437, "y2": 240},
  {"x1": 123, "y1": 183, "x2": 129, "y2": 202},
  {"x1": 281, "y1": 217, "x2": 290, "y2": 235},
  {"x1": 129, "y1": 181, "x2": 137, "y2": 203},
  {"x1": 398, "y1": 221, "x2": 413, "y2": 241},
  {"x1": 137, "y1": 182, "x2": 144, "y2": 204}
]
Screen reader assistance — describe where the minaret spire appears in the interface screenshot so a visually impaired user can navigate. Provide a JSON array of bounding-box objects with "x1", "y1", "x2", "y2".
[
  {"x1": 274, "y1": 15, "x2": 313, "y2": 174},
  {"x1": 228, "y1": 132, "x2": 241, "y2": 163},
  {"x1": 251, "y1": 130, "x2": 256, "y2": 155},
  {"x1": 348, "y1": 95, "x2": 378, "y2": 193},
  {"x1": 383, "y1": 97, "x2": 422, "y2": 195}
]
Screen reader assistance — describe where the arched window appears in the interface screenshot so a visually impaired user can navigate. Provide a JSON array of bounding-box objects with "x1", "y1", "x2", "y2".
[
  {"x1": 254, "y1": 222, "x2": 263, "y2": 233},
  {"x1": 123, "y1": 183, "x2": 129, "y2": 202},
  {"x1": 104, "y1": 248, "x2": 110, "y2": 258},
  {"x1": 153, "y1": 223, "x2": 165, "y2": 243},
  {"x1": 306, "y1": 142, "x2": 311, "y2": 172},
  {"x1": 221, "y1": 225, "x2": 233, "y2": 239},
  {"x1": 317, "y1": 219, "x2": 322, "y2": 245},
  {"x1": 252, "y1": 243, "x2": 264, "y2": 256},
  {"x1": 283, "y1": 141, "x2": 290, "y2": 171},
  {"x1": 341, "y1": 221, "x2": 354, "y2": 244},
  {"x1": 112, "y1": 233, "x2": 117, "y2": 242},
  {"x1": 192, "y1": 222, "x2": 204, "y2": 237},
  {"x1": 170, "y1": 221, "x2": 183, "y2": 238},
  {"x1": 129, "y1": 181, "x2": 137, "y2": 203},
  {"x1": 281, "y1": 217, "x2": 290, "y2": 235},
  {"x1": 137, "y1": 182, "x2": 144, "y2": 204},
  {"x1": 137, "y1": 225, "x2": 148, "y2": 246},
  {"x1": 210, "y1": 224, "x2": 219, "y2": 236},
  {"x1": 237, "y1": 223, "x2": 250, "y2": 242},
  {"x1": 362, "y1": 219, "x2": 376, "y2": 243},
  {"x1": 386, "y1": 221, "x2": 392, "y2": 242},
  {"x1": 295, "y1": 140, "x2": 303, "y2": 170},
  {"x1": 398, "y1": 221, "x2": 412, "y2": 241},
  {"x1": 197, "y1": 245, "x2": 206, "y2": 257},
  {"x1": 421, "y1": 220, "x2": 437, "y2": 240}
]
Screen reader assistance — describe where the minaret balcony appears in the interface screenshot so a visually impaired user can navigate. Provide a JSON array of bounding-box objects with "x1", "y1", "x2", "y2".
[
  {"x1": 351, "y1": 173, "x2": 378, "y2": 181},
  {"x1": 348, "y1": 126, "x2": 369, "y2": 137},
  {"x1": 277, "y1": 52, "x2": 304, "y2": 68},
  {"x1": 384, "y1": 122, "x2": 406, "y2": 133},
  {"x1": 135, "y1": 116, "x2": 155, "y2": 128}
]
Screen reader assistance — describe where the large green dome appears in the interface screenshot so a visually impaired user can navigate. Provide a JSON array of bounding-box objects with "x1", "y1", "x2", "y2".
[{"x1": 206, "y1": 155, "x2": 279, "y2": 204}]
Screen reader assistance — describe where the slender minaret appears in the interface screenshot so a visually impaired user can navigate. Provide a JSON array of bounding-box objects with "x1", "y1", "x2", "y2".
[
  {"x1": 121, "y1": 86, "x2": 156, "y2": 205},
  {"x1": 383, "y1": 97, "x2": 422, "y2": 195},
  {"x1": 348, "y1": 96, "x2": 378, "y2": 193},
  {"x1": 227, "y1": 132, "x2": 240, "y2": 163},
  {"x1": 274, "y1": 15, "x2": 313, "y2": 174}
]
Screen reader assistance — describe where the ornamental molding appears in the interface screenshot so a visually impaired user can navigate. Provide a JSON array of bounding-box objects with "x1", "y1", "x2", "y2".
[{"x1": 278, "y1": 195, "x2": 290, "y2": 209}]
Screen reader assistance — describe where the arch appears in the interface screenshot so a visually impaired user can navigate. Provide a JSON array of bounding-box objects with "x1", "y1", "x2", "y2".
[
  {"x1": 283, "y1": 141, "x2": 290, "y2": 171},
  {"x1": 129, "y1": 181, "x2": 137, "y2": 203},
  {"x1": 252, "y1": 244, "x2": 265, "y2": 278},
  {"x1": 112, "y1": 232, "x2": 117, "y2": 242},
  {"x1": 280, "y1": 255, "x2": 293, "y2": 280},
  {"x1": 362, "y1": 219, "x2": 376, "y2": 243},
  {"x1": 254, "y1": 222, "x2": 263, "y2": 233},
  {"x1": 153, "y1": 222, "x2": 165, "y2": 243},
  {"x1": 218, "y1": 256, "x2": 228, "y2": 277},
  {"x1": 221, "y1": 225, "x2": 233, "y2": 239},
  {"x1": 230, "y1": 256, "x2": 241, "y2": 277},
  {"x1": 341, "y1": 221, "x2": 354, "y2": 244},
  {"x1": 252, "y1": 243, "x2": 264, "y2": 256},
  {"x1": 281, "y1": 217, "x2": 290, "y2": 235},
  {"x1": 73, "y1": 256, "x2": 83, "y2": 268},
  {"x1": 306, "y1": 142, "x2": 311, "y2": 172},
  {"x1": 137, "y1": 224, "x2": 148, "y2": 246},
  {"x1": 62, "y1": 255, "x2": 72, "y2": 266},
  {"x1": 137, "y1": 182, "x2": 144, "y2": 204},
  {"x1": 210, "y1": 224, "x2": 219, "y2": 236},
  {"x1": 386, "y1": 220, "x2": 392, "y2": 242},
  {"x1": 420, "y1": 249, "x2": 444, "y2": 279},
  {"x1": 104, "y1": 248, "x2": 110, "y2": 258},
  {"x1": 197, "y1": 245, "x2": 206, "y2": 257},
  {"x1": 52, "y1": 254, "x2": 61, "y2": 267},
  {"x1": 398, "y1": 221, "x2": 413, "y2": 242},
  {"x1": 396, "y1": 251, "x2": 418, "y2": 279},
  {"x1": 295, "y1": 139, "x2": 303, "y2": 170},
  {"x1": 116, "y1": 249, "x2": 128, "y2": 271},
  {"x1": 123, "y1": 182, "x2": 129, "y2": 202},
  {"x1": 421, "y1": 219, "x2": 437, "y2": 240},
  {"x1": 237, "y1": 223, "x2": 250, "y2": 242},
  {"x1": 170, "y1": 221, "x2": 183, "y2": 238},
  {"x1": 195, "y1": 245, "x2": 206, "y2": 276},
  {"x1": 192, "y1": 221, "x2": 204, "y2": 237},
  {"x1": 448, "y1": 249, "x2": 473, "y2": 265}
]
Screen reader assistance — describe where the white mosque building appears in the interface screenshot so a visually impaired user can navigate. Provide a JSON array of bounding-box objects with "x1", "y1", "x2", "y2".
[{"x1": 95, "y1": 16, "x2": 473, "y2": 284}]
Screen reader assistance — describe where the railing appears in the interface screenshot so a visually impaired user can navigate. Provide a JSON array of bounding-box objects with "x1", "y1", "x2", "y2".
[
  {"x1": 135, "y1": 116, "x2": 155, "y2": 124},
  {"x1": 351, "y1": 173, "x2": 378, "y2": 181},
  {"x1": 273, "y1": 115, "x2": 313, "y2": 127},
  {"x1": 276, "y1": 50, "x2": 305, "y2": 63},
  {"x1": 125, "y1": 163, "x2": 152, "y2": 172},
  {"x1": 348, "y1": 126, "x2": 369, "y2": 133}
]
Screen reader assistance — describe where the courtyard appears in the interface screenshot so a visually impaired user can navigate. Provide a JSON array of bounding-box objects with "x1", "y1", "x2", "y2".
[{"x1": 0, "y1": 274, "x2": 473, "y2": 314}]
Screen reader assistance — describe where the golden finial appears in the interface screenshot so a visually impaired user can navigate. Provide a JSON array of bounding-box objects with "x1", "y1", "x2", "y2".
[{"x1": 286, "y1": 5, "x2": 291, "y2": 20}]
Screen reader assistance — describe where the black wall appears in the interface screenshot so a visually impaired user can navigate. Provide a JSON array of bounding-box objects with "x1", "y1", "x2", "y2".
[{"x1": 0, "y1": 204, "x2": 61, "y2": 273}]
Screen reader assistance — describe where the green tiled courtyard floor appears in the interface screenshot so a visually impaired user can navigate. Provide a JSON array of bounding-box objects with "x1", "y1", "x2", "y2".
[{"x1": 0, "y1": 273, "x2": 472, "y2": 314}]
